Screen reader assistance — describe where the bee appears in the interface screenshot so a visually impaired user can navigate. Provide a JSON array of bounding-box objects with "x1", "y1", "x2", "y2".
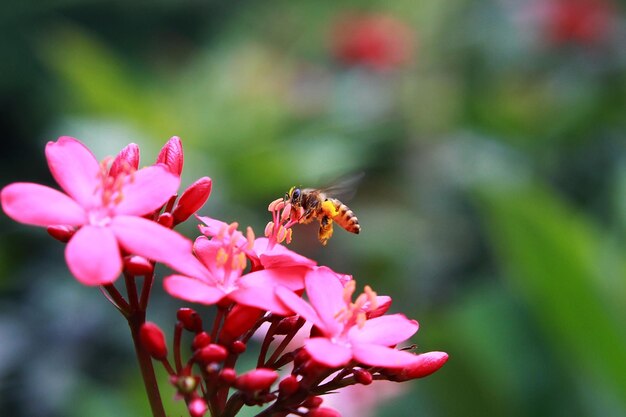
[{"x1": 285, "y1": 174, "x2": 362, "y2": 245}]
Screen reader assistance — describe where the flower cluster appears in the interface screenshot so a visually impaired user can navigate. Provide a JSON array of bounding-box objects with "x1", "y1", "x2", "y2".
[{"x1": 1, "y1": 137, "x2": 447, "y2": 417}]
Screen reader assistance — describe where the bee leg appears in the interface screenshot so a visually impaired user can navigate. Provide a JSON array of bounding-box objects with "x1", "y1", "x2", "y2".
[{"x1": 318, "y1": 215, "x2": 334, "y2": 246}]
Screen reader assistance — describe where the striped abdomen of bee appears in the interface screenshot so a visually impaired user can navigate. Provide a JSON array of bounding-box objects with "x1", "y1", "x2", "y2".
[{"x1": 326, "y1": 198, "x2": 360, "y2": 234}]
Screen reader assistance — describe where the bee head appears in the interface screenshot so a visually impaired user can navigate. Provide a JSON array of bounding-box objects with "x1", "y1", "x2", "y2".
[{"x1": 286, "y1": 186, "x2": 302, "y2": 204}]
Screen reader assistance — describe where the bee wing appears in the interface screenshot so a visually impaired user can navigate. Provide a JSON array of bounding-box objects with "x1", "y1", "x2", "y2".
[{"x1": 318, "y1": 172, "x2": 365, "y2": 202}]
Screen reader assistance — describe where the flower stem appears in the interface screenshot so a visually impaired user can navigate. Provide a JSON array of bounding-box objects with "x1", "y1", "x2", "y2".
[{"x1": 128, "y1": 312, "x2": 167, "y2": 417}]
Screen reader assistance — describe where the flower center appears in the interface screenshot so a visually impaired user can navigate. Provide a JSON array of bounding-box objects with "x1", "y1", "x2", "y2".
[
  {"x1": 334, "y1": 281, "x2": 379, "y2": 331},
  {"x1": 87, "y1": 158, "x2": 136, "y2": 226}
]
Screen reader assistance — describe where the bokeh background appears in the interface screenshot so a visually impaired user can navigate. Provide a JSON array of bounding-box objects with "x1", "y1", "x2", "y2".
[{"x1": 1, "y1": 1, "x2": 625, "y2": 416}]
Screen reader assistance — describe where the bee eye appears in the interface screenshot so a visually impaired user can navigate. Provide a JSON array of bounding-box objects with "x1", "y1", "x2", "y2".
[{"x1": 292, "y1": 189, "x2": 301, "y2": 200}]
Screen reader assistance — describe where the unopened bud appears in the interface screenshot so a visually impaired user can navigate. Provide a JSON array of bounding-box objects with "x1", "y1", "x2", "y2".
[
  {"x1": 139, "y1": 322, "x2": 168, "y2": 360},
  {"x1": 229, "y1": 340, "x2": 247, "y2": 354},
  {"x1": 387, "y1": 351, "x2": 449, "y2": 381},
  {"x1": 192, "y1": 332, "x2": 211, "y2": 351},
  {"x1": 156, "y1": 136, "x2": 184, "y2": 176},
  {"x1": 188, "y1": 397, "x2": 208, "y2": 417},
  {"x1": 195, "y1": 344, "x2": 228, "y2": 364},
  {"x1": 219, "y1": 368, "x2": 237, "y2": 385},
  {"x1": 278, "y1": 375, "x2": 300, "y2": 396},
  {"x1": 302, "y1": 396, "x2": 323, "y2": 409},
  {"x1": 306, "y1": 407, "x2": 341, "y2": 417},
  {"x1": 234, "y1": 368, "x2": 278, "y2": 392},
  {"x1": 47, "y1": 225, "x2": 75, "y2": 243},
  {"x1": 157, "y1": 212, "x2": 174, "y2": 228},
  {"x1": 353, "y1": 368, "x2": 373, "y2": 385},
  {"x1": 109, "y1": 143, "x2": 140, "y2": 177},
  {"x1": 172, "y1": 177, "x2": 212, "y2": 224},
  {"x1": 177, "y1": 308, "x2": 203, "y2": 332},
  {"x1": 275, "y1": 315, "x2": 302, "y2": 335},
  {"x1": 220, "y1": 305, "x2": 263, "y2": 343},
  {"x1": 123, "y1": 255, "x2": 154, "y2": 276}
]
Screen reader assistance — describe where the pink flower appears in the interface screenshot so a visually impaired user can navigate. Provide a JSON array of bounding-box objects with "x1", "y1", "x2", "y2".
[
  {"x1": 276, "y1": 267, "x2": 423, "y2": 368},
  {"x1": 0, "y1": 136, "x2": 195, "y2": 285},
  {"x1": 164, "y1": 217, "x2": 311, "y2": 314}
]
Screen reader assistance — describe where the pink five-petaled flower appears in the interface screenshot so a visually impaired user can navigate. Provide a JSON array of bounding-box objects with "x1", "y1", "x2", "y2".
[
  {"x1": 163, "y1": 216, "x2": 311, "y2": 315},
  {"x1": 276, "y1": 267, "x2": 428, "y2": 369},
  {"x1": 0, "y1": 136, "x2": 195, "y2": 285}
]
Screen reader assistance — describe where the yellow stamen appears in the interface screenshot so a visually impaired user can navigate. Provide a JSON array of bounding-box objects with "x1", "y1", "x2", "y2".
[
  {"x1": 216, "y1": 248, "x2": 228, "y2": 267},
  {"x1": 246, "y1": 226, "x2": 255, "y2": 250},
  {"x1": 364, "y1": 285, "x2": 378, "y2": 310},
  {"x1": 343, "y1": 280, "x2": 356, "y2": 304},
  {"x1": 356, "y1": 312, "x2": 366, "y2": 329}
]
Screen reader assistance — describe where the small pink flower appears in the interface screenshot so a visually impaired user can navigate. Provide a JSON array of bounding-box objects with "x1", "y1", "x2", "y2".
[
  {"x1": 164, "y1": 217, "x2": 310, "y2": 314},
  {"x1": 0, "y1": 136, "x2": 195, "y2": 285},
  {"x1": 276, "y1": 267, "x2": 423, "y2": 368}
]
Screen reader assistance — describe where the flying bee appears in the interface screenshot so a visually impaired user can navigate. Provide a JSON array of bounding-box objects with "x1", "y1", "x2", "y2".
[{"x1": 284, "y1": 173, "x2": 362, "y2": 246}]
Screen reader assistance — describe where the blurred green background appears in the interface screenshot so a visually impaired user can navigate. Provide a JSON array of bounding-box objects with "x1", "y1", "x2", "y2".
[{"x1": 1, "y1": 1, "x2": 625, "y2": 416}]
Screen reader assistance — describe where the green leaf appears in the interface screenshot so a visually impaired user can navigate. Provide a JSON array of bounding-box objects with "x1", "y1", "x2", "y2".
[{"x1": 475, "y1": 184, "x2": 626, "y2": 408}]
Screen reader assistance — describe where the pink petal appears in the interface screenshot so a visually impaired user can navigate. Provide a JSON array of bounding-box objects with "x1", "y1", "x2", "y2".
[
  {"x1": 352, "y1": 343, "x2": 420, "y2": 368},
  {"x1": 1, "y1": 183, "x2": 86, "y2": 226},
  {"x1": 305, "y1": 267, "x2": 346, "y2": 334},
  {"x1": 197, "y1": 215, "x2": 228, "y2": 237},
  {"x1": 65, "y1": 225, "x2": 122, "y2": 285},
  {"x1": 164, "y1": 275, "x2": 225, "y2": 304},
  {"x1": 109, "y1": 143, "x2": 140, "y2": 177},
  {"x1": 45, "y1": 137, "x2": 101, "y2": 208},
  {"x1": 254, "y1": 238, "x2": 317, "y2": 268},
  {"x1": 114, "y1": 165, "x2": 180, "y2": 216},
  {"x1": 275, "y1": 286, "x2": 325, "y2": 331},
  {"x1": 305, "y1": 337, "x2": 352, "y2": 367},
  {"x1": 110, "y1": 215, "x2": 208, "y2": 279},
  {"x1": 239, "y1": 266, "x2": 308, "y2": 291},
  {"x1": 348, "y1": 314, "x2": 418, "y2": 346},
  {"x1": 229, "y1": 286, "x2": 292, "y2": 315}
]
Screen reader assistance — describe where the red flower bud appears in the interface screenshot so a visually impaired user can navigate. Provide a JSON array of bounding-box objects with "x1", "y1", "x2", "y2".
[
  {"x1": 110, "y1": 143, "x2": 140, "y2": 177},
  {"x1": 177, "y1": 308, "x2": 203, "y2": 332},
  {"x1": 219, "y1": 368, "x2": 237, "y2": 385},
  {"x1": 278, "y1": 375, "x2": 300, "y2": 396},
  {"x1": 353, "y1": 368, "x2": 373, "y2": 385},
  {"x1": 192, "y1": 332, "x2": 211, "y2": 351},
  {"x1": 156, "y1": 136, "x2": 184, "y2": 176},
  {"x1": 306, "y1": 407, "x2": 341, "y2": 417},
  {"x1": 188, "y1": 397, "x2": 208, "y2": 417},
  {"x1": 157, "y1": 212, "x2": 174, "y2": 228},
  {"x1": 123, "y1": 255, "x2": 154, "y2": 276},
  {"x1": 302, "y1": 395, "x2": 323, "y2": 409},
  {"x1": 220, "y1": 305, "x2": 264, "y2": 343},
  {"x1": 195, "y1": 344, "x2": 228, "y2": 364},
  {"x1": 234, "y1": 368, "x2": 278, "y2": 392},
  {"x1": 139, "y1": 322, "x2": 168, "y2": 360},
  {"x1": 387, "y1": 351, "x2": 448, "y2": 381},
  {"x1": 229, "y1": 340, "x2": 247, "y2": 354},
  {"x1": 47, "y1": 225, "x2": 75, "y2": 243},
  {"x1": 172, "y1": 177, "x2": 212, "y2": 224},
  {"x1": 275, "y1": 315, "x2": 302, "y2": 335}
]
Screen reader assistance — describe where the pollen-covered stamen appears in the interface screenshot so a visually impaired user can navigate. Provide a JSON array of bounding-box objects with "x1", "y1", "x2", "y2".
[
  {"x1": 364, "y1": 285, "x2": 378, "y2": 311},
  {"x1": 246, "y1": 226, "x2": 255, "y2": 251},
  {"x1": 96, "y1": 157, "x2": 137, "y2": 208}
]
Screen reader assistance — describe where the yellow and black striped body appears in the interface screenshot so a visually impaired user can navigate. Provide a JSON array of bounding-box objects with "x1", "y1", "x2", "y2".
[{"x1": 286, "y1": 187, "x2": 360, "y2": 245}]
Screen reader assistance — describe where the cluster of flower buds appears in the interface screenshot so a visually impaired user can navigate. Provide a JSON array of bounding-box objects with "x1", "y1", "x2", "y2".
[{"x1": 1, "y1": 136, "x2": 448, "y2": 417}]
